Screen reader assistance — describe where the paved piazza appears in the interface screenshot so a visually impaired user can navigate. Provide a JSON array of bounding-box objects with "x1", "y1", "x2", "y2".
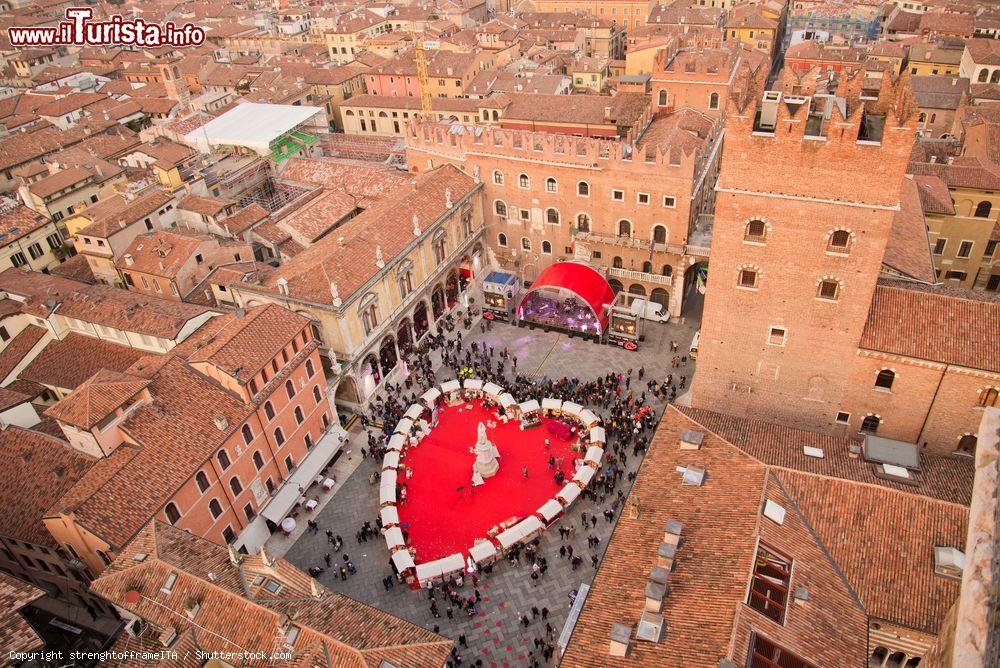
[{"x1": 285, "y1": 309, "x2": 700, "y2": 666}]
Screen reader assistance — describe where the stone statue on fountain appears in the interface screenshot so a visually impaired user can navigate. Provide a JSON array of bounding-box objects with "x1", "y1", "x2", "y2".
[{"x1": 472, "y1": 422, "x2": 499, "y2": 486}]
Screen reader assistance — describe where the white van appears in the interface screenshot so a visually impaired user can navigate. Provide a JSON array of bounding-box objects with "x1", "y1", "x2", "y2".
[
  {"x1": 628, "y1": 297, "x2": 670, "y2": 323},
  {"x1": 689, "y1": 331, "x2": 700, "y2": 359}
]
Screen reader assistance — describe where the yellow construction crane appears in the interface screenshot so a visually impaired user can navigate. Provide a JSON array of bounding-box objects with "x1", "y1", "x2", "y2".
[{"x1": 410, "y1": 26, "x2": 433, "y2": 116}]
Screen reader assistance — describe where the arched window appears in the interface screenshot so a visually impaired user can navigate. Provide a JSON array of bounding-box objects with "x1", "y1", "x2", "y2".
[
  {"x1": 875, "y1": 369, "x2": 895, "y2": 390},
  {"x1": 196, "y1": 471, "x2": 210, "y2": 493},
  {"x1": 919, "y1": 112, "x2": 927, "y2": 122},
  {"x1": 230, "y1": 476, "x2": 243, "y2": 496},
  {"x1": 294, "y1": 406, "x2": 304, "y2": 424},
  {"x1": 652, "y1": 225, "x2": 667, "y2": 244},
  {"x1": 956, "y1": 434, "x2": 977, "y2": 455},
  {"x1": 577, "y1": 181, "x2": 590, "y2": 196},
  {"x1": 495, "y1": 200, "x2": 507, "y2": 218},
  {"x1": 979, "y1": 69, "x2": 990, "y2": 83},
  {"x1": 241, "y1": 424, "x2": 253, "y2": 445},
  {"x1": 860, "y1": 415, "x2": 880, "y2": 434},
  {"x1": 817, "y1": 279, "x2": 840, "y2": 300},
  {"x1": 613, "y1": 256, "x2": 623, "y2": 269},
  {"x1": 165, "y1": 502, "x2": 181, "y2": 524},
  {"x1": 546, "y1": 208, "x2": 560, "y2": 225},
  {"x1": 662, "y1": 264, "x2": 672, "y2": 276},
  {"x1": 545, "y1": 177, "x2": 557, "y2": 193},
  {"x1": 217, "y1": 450, "x2": 231, "y2": 470},
  {"x1": 433, "y1": 231, "x2": 447, "y2": 263},
  {"x1": 542, "y1": 240, "x2": 552, "y2": 254},
  {"x1": 739, "y1": 267, "x2": 759, "y2": 289},
  {"x1": 209, "y1": 499, "x2": 223, "y2": 519},
  {"x1": 829, "y1": 229, "x2": 851, "y2": 252},
  {"x1": 359, "y1": 293, "x2": 379, "y2": 334},
  {"x1": 657, "y1": 90, "x2": 667, "y2": 106},
  {"x1": 617, "y1": 220, "x2": 632, "y2": 237},
  {"x1": 493, "y1": 170, "x2": 504, "y2": 185},
  {"x1": 993, "y1": 70, "x2": 1000, "y2": 84},
  {"x1": 521, "y1": 237, "x2": 531, "y2": 251},
  {"x1": 576, "y1": 213, "x2": 590, "y2": 232},
  {"x1": 285, "y1": 379, "x2": 295, "y2": 399},
  {"x1": 709, "y1": 92, "x2": 719, "y2": 109},
  {"x1": 313, "y1": 385, "x2": 322, "y2": 404},
  {"x1": 253, "y1": 451, "x2": 264, "y2": 470},
  {"x1": 974, "y1": 201, "x2": 992, "y2": 218},
  {"x1": 745, "y1": 219, "x2": 766, "y2": 242},
  {"x1": 264, "y1": 401, "x2": 275, "y2": 420},
  {"x1": 518, "y1": 173, "x2": 529, "y2": 188},
  {"x1": 979, "y1": 387, "x2": 999, "y2": 407},
  {"x1": 305, "y1": 359, "x2": 315, "y2": 378},
  {"x1": 274, "y1": 427, "x2": 285, "y2": 445},
  {"x1": 498, "y1": 233, "x2": 508, "y2": 247},
  {"x1": 642, "y1": 261, "x2": 653, "y2": 273}
]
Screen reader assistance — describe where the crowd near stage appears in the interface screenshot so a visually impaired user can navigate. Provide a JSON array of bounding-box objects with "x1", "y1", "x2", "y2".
[{"x1": 515, "y1": 261, "x2": 614, "y2": 340}]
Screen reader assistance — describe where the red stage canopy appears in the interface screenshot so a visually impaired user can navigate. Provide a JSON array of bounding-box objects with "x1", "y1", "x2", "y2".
[{"x1": 518, "y1": 262, "x2": 615, "y2": 331}]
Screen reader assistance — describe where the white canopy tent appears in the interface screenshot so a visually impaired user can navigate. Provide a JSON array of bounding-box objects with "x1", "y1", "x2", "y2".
[
  {"x1": 183, "y1": 102, "x2": 324, "y2": 154},
  {"x1": 379, "y1": 483, "x2": 396, "y2": 506},
  {"x1": 387, "y1": 434, "x2": 407, "y2": 452},
  {"x1": 463, "y1": 378, "x2": 484, "y2": 391},
  {"x1": 394, "y1": 417, "x2": 413, "y2": 435},
  {"x1": 536, "y1": 498, "x2": 564, "y2": 523},
  {"x1": 439, "y1": 553, "x2": 466, "y2": 576},
  {"x1": 382, "y1": 451, "x2": 400, "y2": 471},
  {"x1": 404, "y1": 404, "x2": 424, "y2": 420},
  {"x1": 258, "y1": 431, "x2": 343, "y2": 524},
  {"x1": 414, "y1": 560, "x2": 444, "y2": 582},
  {"x1": 381, "y1": 469, "x2": 397, "y2": 489},
  {"x1": 500, "y1": 393, "x2": 517, "y2": 409},
  {"x1": 483, "y1": 382, "x2": 504, "y2": 400},
  {"x1": 440, "y1": 379, "x2": 461, "y2": 394},
  {"x1": 589, "y1": 426, "x2": 606, "y2": 444},
  {"x1": 380, "y1": 506, "x2": 399, "y2": 527},
  {"x1": 562, "y1": 401, "x2": 584, "y2": 418},
  {"x1": 469, "y1": 541, "x2": 497, "y2": 564},
  {"x1": 542, "y1": 398, "x2": 562, "y2": 412},
  {"x1": 557, "y1": 483, "x2": 581, "y2": 506},
  {"x1": 519, "y1": 399, "x2": 540, "y2": 414},
  {"x1": 392, "y1": 550, "x2": 415, "y2": 572},
  {"x1": 384, "y1": 526, "x2": 405, "y2": 551},
  {"x1": 495, "y1": 516, "x2": 545, "y2": 550},
  {"x1": 420, "y1": 387, "x2": 441, "y2": 405},
  {"x1": 585, "y1": 446, "x2": 604, "y2": 465},
  {"x1": 579, "y1": 409, "x2": 600, "y2": 427},
  {"x1": 573, "y1": 465, "x2": 596, "y2": 486}
]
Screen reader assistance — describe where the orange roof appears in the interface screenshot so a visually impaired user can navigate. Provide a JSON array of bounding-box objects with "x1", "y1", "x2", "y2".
[
  {"x1": 20, "y1": 333, "x2": 146, "y2": 391},
  {"x1": 0, "y1": 573, "x2": 44, "y2": 655},
  {"x1": 45, "y1": 369, "x2": 150, "y2": 430}
]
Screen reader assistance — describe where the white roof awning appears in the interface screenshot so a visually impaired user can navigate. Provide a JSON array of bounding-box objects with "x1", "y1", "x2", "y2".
[
  {"x1": 468, "y1": 541, "x2": 497, "y2": 563},
  {"x1": 391, "y1": 550, "x2": 415, "y2": 572},
  {"x1": 387, "y1": 434, "x2": 407, "y2": 452},
  {"x1": 483, "y1": 382, "x2": 504, "y2": 399},
  {"x1": 404, "y1": 404, "x2": 424, "y2": 420},
  {"x1": 579, "y1": 409, "x2": 600, "y2": 427},
  {"x1": 421, "y1": 387, "x2": 441, "y2": 405},
  {"x1": 500, "y1": 393, "x2": 517, "y2": 409},
  {"x1": 379, "y1": 484, "x2": 396, "y2": 506},
  {"x1": 414, "y1": 559, "x2": 443, "y2": 581},
  {"x1": 496, "y1": 516, "x2": 544, "y2": 549},
  {"x1": 394, "y1": 418, "x2": 413, "y2": 435},
  {"x1": 519, "y1": 399, "x2": 540, "y2": 413},
  {"x1": 536, "y1": 498, "x2": 563, "y2": 522},
  {"x1": 557, "y1": 483, "x2": 581, "y2": 506},
  {"x1": 384, "y1": 526, "x2": 405, "y2": 550},
  {"x1": 380, "y1": 506, "x2": 399, "y2": 527},
  {"x1": 463, "y1": 378, "x2": 484, "y2": 391},
  {"x1": 542, "y1": 398, "x2": 562, "y2": 411},
  {"x1": 259, "y1": 430, "x2": 343, "y2": 523},
  {"x1": 585, "y1": 446, "x2": 604, "y2": 464},
  {"x1": 382, "y1": 451, "x2": 400, "y2": 471},
  {"x1": 573, "y1": 465, "x2": 596, "y2": 486},
  {"x1": 439, "y1": 552, "x2": 465, "y2": 575},
  {"x1": 183, "y1": 102, "x2": 323, "y2": 153},
  {"x1": 441, "y1": 379, "x2": 461, "y2": 393},
  {"x1": 562, "y1": 401, "x2": 584, "y2": 417},
  {"x1": 589, "y1": 426, "x2": 606, "y2": 444}
]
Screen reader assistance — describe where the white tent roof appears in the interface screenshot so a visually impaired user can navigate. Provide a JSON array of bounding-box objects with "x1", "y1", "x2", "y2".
[
  {"x1": 557, "y1": 483, "x2": 581, "y2": 506},
  {"x1": 414, "y1": 559, "x2": 443, "y2": 581},
  {"x1": 496, "y1": 516, "x2": 544, "y2": 548},
  {"x1": 439, "y1": 552, "x2": 466, "y2": 575},
  {"x1": 394, "y1": 418, "x2": 413, "y2": 435},
  {"x1": 562, "y1": 401, "x2": 584, "y2": 417},
  {"x1": 379, "y1": 484, "x2": 396, "y2": 506},
  {"x1": 384, "y1": 526, "x2": 404, "y2": 549},
  {"x1": 441, "y1": 379, "x2": 461, "y2": 393},
  {"x1": 387, "y1": 434, "x2": 407, "y2": 452},
  {"x1": 579, "y1": 409, "x2": 600, "y2": 427},
  {"x1": 463, "y1": 378, "x2": 483, "y2": 390},
  {"x1": 380, "y1": 506, "x2": 399, "y2": 526},
  {"x1": 542, "y1": 398, "x2": 562, "y2": 411},
  {"x1": 585, "y1": 445, "x2": 604, "y2": 464},
  {"x1": 589, "y1": 426, "x2": 606, "y2": 443},
  {"x1": 500, "y1": 393, "x2": 517, "y2": 409},
  {"x1": 468, "y1": 541, "x2": 497, "y2": 563},
  {"x1": 381, "y1": 469, "x2": 397, "y2": 489},
  {"x1": 483, "y1": 382, "x2": 504, "y2": 399},
  {"x1": 536, "y1": 498, "x2": 563, "y2": 522},
  {"x1": 519, "y1": 399, "x2": 540, "y2": 413},
  {"x1": 421, "y1": 387, "x2": 441, "y2": 405},
  {"x1": 184, "y1": 103, "x2": 323, "y2": 153},
  {"x1": 382, "y1": 451, "x2": 400, "y2": 471},
  {"x1": 392, "y1": 550, "x2": 415, "y2": 571},
  {"x1": 573, "y1": 465, "x2": 596, "y2": 486},
  {"x1": 404, "y1": 404, "x2": 424, "y2": 420}
]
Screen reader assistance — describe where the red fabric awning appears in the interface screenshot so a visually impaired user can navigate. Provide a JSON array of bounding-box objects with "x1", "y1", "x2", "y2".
[{"x1": 518, "y1": 262, "x2": 614, "y2": 331}]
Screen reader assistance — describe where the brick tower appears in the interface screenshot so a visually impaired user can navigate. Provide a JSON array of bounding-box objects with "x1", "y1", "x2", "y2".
[{"x1": 691, "y1": 69, "x2": 918, "y2": 432}]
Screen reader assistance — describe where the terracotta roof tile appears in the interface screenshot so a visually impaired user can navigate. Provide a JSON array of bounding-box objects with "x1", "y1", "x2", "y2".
[
  {"x1": 0, "y1": 573, "x2": 44, "y2": 655},
  {"x1": 0, "y1": 325, "x2": 46, "y2": 384},
  {"x1": 884, "y1": 177, "x2": 938, "y2": 284},
  {"x1": 20, "y1": 333, "x2": 145, "y2": 391},
  {"x1": 44, "y1": 369, "x2": 149, "y2": 430}
]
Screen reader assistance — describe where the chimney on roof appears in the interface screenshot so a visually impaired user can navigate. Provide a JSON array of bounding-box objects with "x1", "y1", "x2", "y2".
[
  {"x1": 609, "y1": 623, "x2": 632, "y2": 657},
  {"x1": 644, "y1": 579, "x2": 668, "y2": 613},
  {"x1": 656, "y1": 540, "x2": 677, "y2": 570},
  {"x1": 678, "y1": 428, "x2": 703, "y2": 450}
]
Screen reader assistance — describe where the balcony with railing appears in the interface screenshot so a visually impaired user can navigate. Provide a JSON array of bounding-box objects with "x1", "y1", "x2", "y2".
[
  {"x1": 607, "y1": 266, "x2": 672, "y2": 286},
  {"x1": 574, "y1": 230, "x2": 685, "y2": 255}
]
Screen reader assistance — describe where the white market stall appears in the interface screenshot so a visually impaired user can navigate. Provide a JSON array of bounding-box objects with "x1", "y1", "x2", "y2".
[
  {"x1": 557, "y1": 483, "x2": 581, "y2": 506},
  {"x1": 469, "y1": 540, "x2": 498, "y2": 565},
  {"x1": 380, "y1": 506, "x2": 399, "y2": 527},
  {"x1": 536, "y1": 498, "x2": 564, "y2": 524},
  {"x1": 420, "y1": 387, "x2": 442, "y2": 407}
]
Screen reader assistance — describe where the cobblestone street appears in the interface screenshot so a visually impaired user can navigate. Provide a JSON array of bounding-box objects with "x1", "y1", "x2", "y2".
[{"x1": 285, "y1": 309, "x2": 700, "y2": 667}]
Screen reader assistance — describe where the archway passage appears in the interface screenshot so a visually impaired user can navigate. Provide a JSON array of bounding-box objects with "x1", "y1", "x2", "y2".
[
  {"x1": 414, "y1": 302, "x2": 430, "y2": 339},
  {"x1": 446, "y1": 270, "x2": 460, "y2": 308},
  {"x1": 516, "y1": 261, "x2": 614, "y2": 335},
  {"x1": 379, "y1": 336, "x2": 397, "y2": 378},
  {"x1": 650, "y1": 287, "x2": 669, "y2": 310},
  {"x1": 334, "y1": 376, "x2": 361, "y2": 408},
  {"x1": 432, "y1": 285, "x2": 446, "y2": 319},
  {"x1": 397, "y1": 318, "x2": 413, "y2": 356},
  {"x1": 361, "y1": 353, "x2": 381, "y2": 398},
  {"x1": 608, "y1": 279, "x2": 624, "y2": 294},
  {"x1": 682, "y1": 260, "x2": 708, "y2": 318}
]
